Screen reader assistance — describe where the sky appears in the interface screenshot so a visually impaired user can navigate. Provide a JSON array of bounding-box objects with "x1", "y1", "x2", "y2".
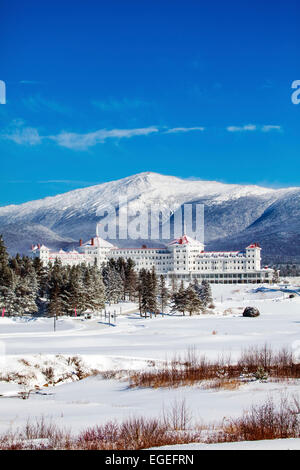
[{"x1": 0, "y1": 0, "x2": 299, "y2": 206}]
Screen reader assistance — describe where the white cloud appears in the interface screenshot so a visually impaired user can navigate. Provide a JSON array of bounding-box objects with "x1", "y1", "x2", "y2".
[
  {"x1": 50, "y1": 127, "x2": 159, "y2": 150},
  {"x1": 164, "y1": 127, "x2": 205, "y2": 134},
  {"x1": 2, "y1": 127, "x2": 42, "y2": 145},
  {"x1": 227, "y1": 124, "x2": 282, "y2": 133},
  {"x1": 1, "y1": 122, "x2": 282, "y2": 150},
  {"x1": 227, "y1": 124, "x2": 257, "y2": 132},
  {"x1": 262, "y1": 125, "x2": 282, "y2": 132}
]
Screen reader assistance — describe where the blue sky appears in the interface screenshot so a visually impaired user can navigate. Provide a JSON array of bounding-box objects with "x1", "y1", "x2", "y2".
[{"x1": 0, "y1": 0, "x2": 299, "y2": 205}]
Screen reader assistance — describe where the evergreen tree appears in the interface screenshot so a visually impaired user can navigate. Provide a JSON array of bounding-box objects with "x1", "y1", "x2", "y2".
[
  {"x1": 147, "y1": 268, "x2": 158, "y2": 317},
  {"x1": 200, "y1": 280, "x2": 213, "y2": 307},
  {"x1": 185, "y1": 284, "x2": 204, "y2": 316},
  {"x1": 0, "y1": 236, "x2": 16, "y2": 315},
  {"x1": 13, "y1": 271, "x2": 38, "y2": 315},
  {"x1": 0, "y1": 235, "x2": 13, "y2": 288},
  {"x1": 47, "y1": 259, "x2": 67, "y2": 317},
  {"x1": 102, "y1": 263, "x2": 123, "y2": 304},
  {"x1": 88, "y1": 265, "x2": 105, "y2": 312},
  {"x1": 171, "y1": 281, "x2": 187, "y2": 316},
  {"x1": 32, "y1": 256, "x2": 49, "y2": 299},
  {"x1": 272, "y1": 269, "x2": 280, "y2": 284},
  {"x1": 191, "y1": 278, "x2": 202, "y2": 297},
  {"x1": 63, "y1": 265, "x2": 84, "y2": 315},
  {"x1": 116, "y1": 257, "x2": 127, "y2": 300},
  {"x1": 158, "y1": 275, "x2": 169, "y2": 314},
  {"x1": 125, "y1": 258, "x2": 137, "y2": 301},
  {"x1": 170, "y1": 274, "x2": 178, "y2": 294},
  {"x1": 137, "y1": 269, "x2": 147, "y2": 316}
]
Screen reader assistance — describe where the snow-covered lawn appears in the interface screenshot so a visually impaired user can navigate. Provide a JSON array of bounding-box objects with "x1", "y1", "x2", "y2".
[
  {"x1": 151, "y1": 439, "x2": 300, "y2": 450},
  {"x1": 0, "y1": 284, "x2": 299, "y2": 447}
]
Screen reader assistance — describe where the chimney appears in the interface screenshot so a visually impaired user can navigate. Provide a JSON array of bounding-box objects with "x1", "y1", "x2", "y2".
[
  {"x1": 91, "y1": 237, "x2": 94, "y2": 246},
  {"x1": 38, "y1": 243, "x2": 41, "y2": 249},
  {"x1": 79, "y1": 239, "x2": 83, "y2": 247},
  {"x1": 31, "y1": 244, "x2": 34, "y2": 250}
]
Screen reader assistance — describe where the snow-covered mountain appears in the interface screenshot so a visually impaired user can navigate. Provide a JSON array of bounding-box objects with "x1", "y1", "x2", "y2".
[{"x1": 0, "y1": 172, "x2": 299, "y2": 261}]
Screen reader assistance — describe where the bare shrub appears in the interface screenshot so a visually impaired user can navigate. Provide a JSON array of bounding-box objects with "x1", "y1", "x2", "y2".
[
  {"x1": 0, "y1": 418, "x2": 72, "y2": 450},
  {"x1": 76, "y1": 416, "x2": 201, "y2": 450},
  {"x1": 162, "y1": 399, "x2": 192, "y2": 431},
  {"x1": 129, "y1": 345, "x2": 300, "y2": 389},
  {"x1": 0, "y1": 397, "x2": 298, "y2": 449},
  {"x1": 42, "y1": 367, "x2": 55, "y2": 384},
  {"x1": 24, "y1": 417, "x2": 71, "y2": 448},
  {"x1": 207, "y1": 397, "x2": 300, "y2": 443}
]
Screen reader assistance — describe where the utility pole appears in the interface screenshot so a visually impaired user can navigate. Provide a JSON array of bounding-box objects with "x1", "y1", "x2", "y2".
[{"x1": 54, "y1": 312, "x2": 56, "y2": 332}]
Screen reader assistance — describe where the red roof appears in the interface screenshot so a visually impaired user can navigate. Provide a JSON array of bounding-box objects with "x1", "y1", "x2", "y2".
[{"x1": 247, "y1": 243, "x2": 261, "y2": 249}]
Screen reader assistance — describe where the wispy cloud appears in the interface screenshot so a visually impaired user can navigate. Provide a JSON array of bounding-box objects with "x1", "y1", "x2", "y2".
[
  {"x1": 227, "y1": 124, "x2": 282, "y2": 133},
  {"x1": 50, "y1": 127, "x2": 159, "y2": 150},
  {"x1": 227, "y1": 124, "x2": 257, "y2": 132},
  {"x1": 2, "y1": 126, "x2": 42, "y2": 145},
  {"x1": 1, "y1": 122, "x2": 160, "y2": 149},
  {"x1": 164, "y1": 127, "x2": 205, "y2": 134},
  {"x1": 1, "y1": 121, "x2": 282, "y2": 150},
  {"x1": 262, "y1": 125, "x2": 282, "y2": 132}
]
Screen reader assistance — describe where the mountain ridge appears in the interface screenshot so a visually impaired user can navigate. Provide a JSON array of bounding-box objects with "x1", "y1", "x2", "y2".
[{"x1": 0, "y1": 172, "x2": 299, "y2": 261}]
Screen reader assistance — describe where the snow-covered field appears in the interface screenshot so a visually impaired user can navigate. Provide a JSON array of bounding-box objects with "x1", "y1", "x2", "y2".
[
  {"x1": 0, "y1": 284, "x2": 299, "y2": 449},
  {"x1": 151, "y1": 439, "x2": 300, "y2": 450}
]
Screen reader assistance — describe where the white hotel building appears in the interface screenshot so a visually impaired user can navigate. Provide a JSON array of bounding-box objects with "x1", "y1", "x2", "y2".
[{"x1": 31, "y1": 234, "x2": 274, "y2": 284}]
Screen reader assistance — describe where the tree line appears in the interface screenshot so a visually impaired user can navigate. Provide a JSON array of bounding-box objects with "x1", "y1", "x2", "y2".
[
  {"x1": 137, "y1": 268, "x2": 213, "y2": 317},
  {"x1": 0, "y1": 235, "x2": 213, "y2": 317}
]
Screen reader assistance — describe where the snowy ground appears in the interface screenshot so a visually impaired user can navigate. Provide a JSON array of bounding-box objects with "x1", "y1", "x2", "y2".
[
  {"x1": 151, "y1": 439, "x2": 300, "y2": 450},
  {"x1": 0, "y1": 284, "x2": 299, "y2": 448}
]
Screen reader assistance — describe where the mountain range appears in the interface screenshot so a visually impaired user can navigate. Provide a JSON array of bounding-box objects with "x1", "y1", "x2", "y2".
[{"x1": 0, "y1": 172, "x2": 299, "y2": 263}]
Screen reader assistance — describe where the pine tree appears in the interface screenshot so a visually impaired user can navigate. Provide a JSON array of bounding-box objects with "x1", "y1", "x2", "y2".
[
  {"x1": 192, "y1": 278, "x2": 202, "y2": 296},
  {"x1": 88, "y1": 265, "x2": 105, "y2": 312},
  {"x1": 272, "y1": 269, "x2": 280, "y2": 284},
  {"x1": 147, "y1": 268, "x2": 158, "y2": 318},
  {"x1": 47, "y1": 260, "x2": 67, "y2": 317},
  {"x1": 170, "y1": 274, "x2": 178, "y2": 294},
  {"x1": 158, "y1": 275, "x2": 169, "y2": 314},
  {"x1": 32, "y1": 256, "x2": 49, "y2": 299},
  {"x1": 0, "y1": 235, "x2": 16, "y2": 315},
  {"x1": 185, "y1": 285, "x2": 204, "y2": 316},
  {"x1": 116, "y1": 257, "x2": 126, "y2": 300},
  {"x1": 63, "y1": 265, "x2": 84, "y2": 315},
  {"x1": 200, "y1": 280, "x2": 213, "y2": 307},
  {"x1": 14, "y1": 272, "x2": 38, "y2": 315},
  {"x1": 0, "y1": 235, "x2": 13, "y2": 288},
  {"x1": 102, "y1": 263, "x2": 123, "y2": 304},
  {"x1": 125, "y1": 258, "x2": 137, "y2": 301},
  {"x1": 171, "y1": 281, "x2": 187, "y2": 316},
  {"x1": 137, "y1": 269, "x2": 147, "y2": 316}
]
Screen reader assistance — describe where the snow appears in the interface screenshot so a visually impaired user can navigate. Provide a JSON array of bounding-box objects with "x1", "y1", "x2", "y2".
[
  {"x1": 0, "y1": 171, "x2": 287, "y2": 255},
  {"x1": 151, "y1": 439, "x2": 300, "y2": 450},
  {"x1": 0, "y1": 284, "x2": 299, "y2": 446}
]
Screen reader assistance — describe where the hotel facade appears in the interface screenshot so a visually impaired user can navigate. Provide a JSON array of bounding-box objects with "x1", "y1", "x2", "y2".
[{"x1": 31, "y1": 234, "x2": 274, "y2": 284}]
